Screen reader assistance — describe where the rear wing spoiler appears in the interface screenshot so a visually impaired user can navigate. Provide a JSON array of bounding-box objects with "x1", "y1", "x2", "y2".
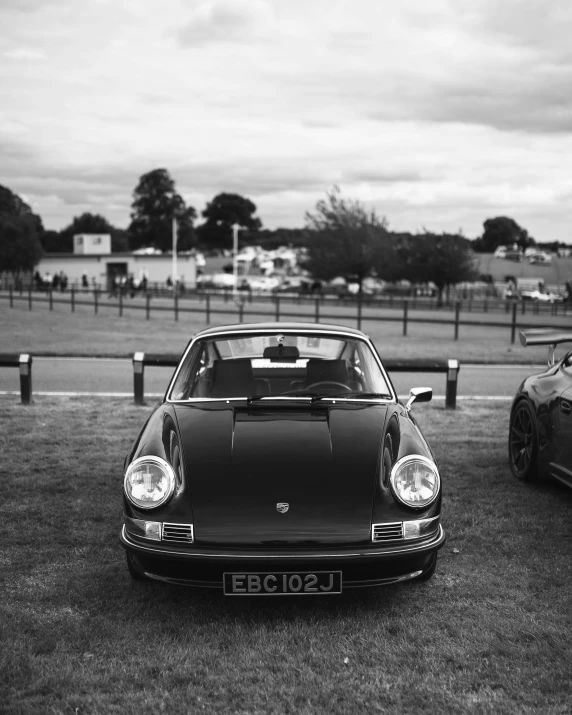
[{"x1": 520, "y1": 330, "x2": 572, "y2": 366}]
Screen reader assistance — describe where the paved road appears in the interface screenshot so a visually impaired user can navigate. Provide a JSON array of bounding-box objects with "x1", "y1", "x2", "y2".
[{"x1": 0, "y1": 358, "x2": 545, "y2": 399}]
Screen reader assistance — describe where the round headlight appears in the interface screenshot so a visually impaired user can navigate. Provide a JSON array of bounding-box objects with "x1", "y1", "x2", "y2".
[
  {"x1": 124, "y1": 456, "x2": 175, "y2": 510},
  {"x1": 390, "y1": 455, "x2": 440, "y2": 508}
]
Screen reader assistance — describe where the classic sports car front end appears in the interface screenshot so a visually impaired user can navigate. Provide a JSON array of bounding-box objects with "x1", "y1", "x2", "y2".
[{"x1": 120, "y1": 322, "x2": 445, "y2": 594}]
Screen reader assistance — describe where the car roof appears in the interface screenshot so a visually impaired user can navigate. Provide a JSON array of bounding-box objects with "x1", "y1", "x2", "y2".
[{"x1": 193, "y1": 322, "x2": 369, "y2": 340}]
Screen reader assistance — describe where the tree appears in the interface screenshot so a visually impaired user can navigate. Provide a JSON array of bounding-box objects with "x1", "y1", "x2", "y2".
[
  {"x1": 0, "y1": 183, "x2": 44, "y2": 235},
  {"x1": 197, "y1": 193, "x2": 262, "y2": 249},
  {"x1": 128, "y1": 169, "x2": 197, "y2": 252},
  {"x1": 0, "y1": 214, "x2": 43, "y2": 276},
  {"x1": 0, "y1": 184, "x2": 43, "y2": 275},
  {"x1": 55, "y1": 213, "x2": 129, "y2": 253},
  {"x1": 397, "y1": 232, "x2": 477, "y2": 305},
  {"x1": 303, "y1": 187, "x2": 398, "y2": 293},
  {"x1": 474, "y1": 217, "x2": 534, "y2": 253}
]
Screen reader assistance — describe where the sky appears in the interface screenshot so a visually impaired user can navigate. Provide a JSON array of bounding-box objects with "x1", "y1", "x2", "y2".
[{"x1": 1, "y1": 0, "x2": 571, "y2": 242}]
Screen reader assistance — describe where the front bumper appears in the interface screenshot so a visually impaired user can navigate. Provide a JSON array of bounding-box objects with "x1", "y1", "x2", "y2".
[{"x1": 120, "y1": 525, "x2": 446, "y2": 589}]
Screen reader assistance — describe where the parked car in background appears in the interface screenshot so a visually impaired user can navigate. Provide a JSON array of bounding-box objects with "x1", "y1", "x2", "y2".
[
  {"x1": 121, "y1": 322, "x2": 445, "y2": 593},
  {"x1": 509, "y1": 330, "x2": 572, "y2": 488},
  {"x1": 520, "y1": 290, "x2": 563, "y2": 303},
  {"x1": 529, "y1": 251, "x2": 553, "y2": 265}
]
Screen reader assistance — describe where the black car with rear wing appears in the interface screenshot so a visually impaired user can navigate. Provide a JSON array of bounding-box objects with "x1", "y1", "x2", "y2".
[
  {"x1": 509, "y1": 329, "x2": 572, "y2": 489},
  {"x1": 120, "y1": 322, "x2": 445, "y2": 594}
]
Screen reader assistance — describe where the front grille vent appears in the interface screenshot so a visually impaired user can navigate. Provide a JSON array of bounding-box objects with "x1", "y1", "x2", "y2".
[
  {"x1": 372, "y1": 522, "x2": 403, "y2": 542},
  {"x1": 162, "y1": 523, "x2": 194, "y2": 544}
]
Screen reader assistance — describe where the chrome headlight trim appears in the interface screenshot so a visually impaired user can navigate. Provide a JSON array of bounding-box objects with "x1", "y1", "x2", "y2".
[
  {"x1": 124, "y1": 456, "x2": 176, "y2": 510},
  {"x1": 389, "y1": 454, "x2": 440, "y2": 509}
]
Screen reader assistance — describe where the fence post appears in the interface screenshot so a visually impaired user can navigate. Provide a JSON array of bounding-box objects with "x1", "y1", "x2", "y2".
[
  {"x1": 206, "y1": 294, "x2": 210, "y2": 324},
  {"x1": 146, "y1": 293, "x2": 151, "y2": 320},
  {"x1": 402, "y1": 300, "x2": 408, "y2": 336},
  {"x1": 49, "y1": 288, "x2": 53, "y2": 311},
  {"x1": 238, "y1": 300, "x2": 244, "y2": 323},
  {"x1": 446, "y1": 359, "x2": 459, "y2": 409},
  {"x1": 19, "y1": 354, "x2": 32, "y2": 405},
  {"x1": 454, "y1": 301, "x2": 461, "y2": 340},
  {"x1": 357, "y1": 293, "x2": 362, "y2": 330},
  {"x1": 275, "y1": 296, "x2": 280, "y2": 322},
  {"x1": 28, "y1": 285, "x2": 32, "y2": 311},
  {"x1": 71, "y1": 286, "x2": 75, "y2": 313},
  {"x1": 511, "y1": 302, "x2": 517, "y2": 344},
  {"x1": 119, "y1": 290, "x2": 123, "y2": 317},
  {"x1": 133, "y1": 352, "x2": 145, "y2": 405},
  {"x1": 174, "y1": 292, "x2": 179, "y2": 322},
  {"x1": 93, "y1": 288, "x2": 98, "y2": 314},
  {"x1": 315, "y1": 298, "x2": 320, "y2": 323},
  {"x1": 9, "y1": 286, "x2": 13, "y2": 308}
]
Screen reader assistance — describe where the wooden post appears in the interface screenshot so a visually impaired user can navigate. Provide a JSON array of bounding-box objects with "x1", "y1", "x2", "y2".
[
  {"x1": 19, "y1": 354, "x2": 32, "y2": 405},
  {"x1": 174, "y1": 292, "x2": 179, "y2": 322},
  {"x1": 133, "y1": 352, "x2": 145, "y2": 405},
  {"x1": 94, "y1": 288, "x2": 98, "y2": 315},
  {"x1": 402, "y1": 301, "x2": 408, "y2": 336},
  {"x1": 146, "y1": 293, "x2": 151, "y2": 320},
  {"x1": 238, "y1": 301, "x2": 244, "y2": 323},
  {"x1": 511, "y1": 302, "x2": 517, "y2": 344},
  {"x1": 315, "y1": 297, "x2": 320, "y2": 323},
  {"x1": 446, "y1": 359, "x2": 459, "y2": 409},
  {"x1": 9, "y1": 286, "x2": 13, "y2": 308},
  {"x1": 49, "y1": 288, "x2": 53, "y2": 311},
  {"x1": 454, "y1": 301, "x2": 461, "y2": 340},
  {"x1": 275, "y1": 296, "x2": 280, "y2": 322},
  {"x1": 71, "y1": 286, "x2": 75, "y2": 313},
  {"x1": 119, "y1": 289, "x2": 123, "y2": 317}
]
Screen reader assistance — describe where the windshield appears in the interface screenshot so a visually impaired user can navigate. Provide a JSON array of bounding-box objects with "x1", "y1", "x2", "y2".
[{"x1": 169, "y1": 332, "x2": 394, "y2": 401}]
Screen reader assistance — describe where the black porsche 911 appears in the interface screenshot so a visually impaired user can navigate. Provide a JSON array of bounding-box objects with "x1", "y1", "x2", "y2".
[
  {"x1": 120, "y1": 322, "x2": 445, "y2": 594},
  {"x1": 509, "y1": 329, "x2": 572, "y2": 488}
]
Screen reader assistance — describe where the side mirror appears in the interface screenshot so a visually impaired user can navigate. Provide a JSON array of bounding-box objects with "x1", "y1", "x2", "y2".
[{"x1": 405, "y1": 387, "x2": 432, "y2": 412}]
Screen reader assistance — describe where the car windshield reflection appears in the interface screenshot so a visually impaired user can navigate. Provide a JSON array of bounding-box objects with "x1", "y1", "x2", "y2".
[{"x1": 169, "y1": 331, "x2": 394, "y2": 402}]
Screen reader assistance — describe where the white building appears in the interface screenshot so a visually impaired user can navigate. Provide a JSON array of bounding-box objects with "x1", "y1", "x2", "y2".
[{"x1": 36, "y1": 251, "x2": 197, "y2": 290}]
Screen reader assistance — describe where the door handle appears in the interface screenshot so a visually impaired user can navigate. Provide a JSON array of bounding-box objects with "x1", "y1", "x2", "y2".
[{"x1": 561, "y1": 400, "x2": 572, "y2": 415}]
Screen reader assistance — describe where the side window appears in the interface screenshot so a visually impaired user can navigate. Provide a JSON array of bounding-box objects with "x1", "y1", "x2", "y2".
[
  {"x1": 562, "y1": 351, "x2": 572, "y2": 373},
  {"x1": 170, "y1": 343, "x2": 204, "y2": 400}
]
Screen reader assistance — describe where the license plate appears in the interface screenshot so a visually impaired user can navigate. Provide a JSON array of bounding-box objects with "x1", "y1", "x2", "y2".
[{"x1": 223, "y1": 571, "x2": 342, "y2": 595}]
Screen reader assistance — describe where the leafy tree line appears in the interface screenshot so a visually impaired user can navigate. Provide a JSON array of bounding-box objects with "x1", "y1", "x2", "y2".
[{"x1": 0, "y1": 169, "x2": 564, "y2": 284}]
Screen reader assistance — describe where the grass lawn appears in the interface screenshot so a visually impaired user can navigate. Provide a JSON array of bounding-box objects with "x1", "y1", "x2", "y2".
[
  {"x1": 1, "y1": 297, "x2": 567, "y2": 364},
  {"x1": 1, "y1": 397, "x2": 571, "y2": 714}
]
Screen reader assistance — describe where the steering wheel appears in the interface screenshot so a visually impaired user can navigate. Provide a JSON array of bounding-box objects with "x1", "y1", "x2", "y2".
[{"x1": 305, "y1": 381, "x2": 352, "y2": 392}]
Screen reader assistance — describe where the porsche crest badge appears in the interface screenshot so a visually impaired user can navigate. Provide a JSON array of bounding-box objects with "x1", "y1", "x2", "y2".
[{"x1": 276, "y1": 502, "x2": 289, "y2": 513}]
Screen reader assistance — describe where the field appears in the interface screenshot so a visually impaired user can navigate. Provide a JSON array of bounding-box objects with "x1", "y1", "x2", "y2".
[
  {"x1": 2, "y1": 397, "x2": 571, "y2": 714},
  {"x1": 2, "y1": 296, "x2": 570, "y2": 365}
]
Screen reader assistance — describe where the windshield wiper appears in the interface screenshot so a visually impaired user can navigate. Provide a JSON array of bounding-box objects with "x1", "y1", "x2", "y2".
[
  {"x1": 246, "y1": 392, "x2": 322, "y2": 404},
  {"x1": 311, "y1": 391, "x2": 393, "y2": 402}
]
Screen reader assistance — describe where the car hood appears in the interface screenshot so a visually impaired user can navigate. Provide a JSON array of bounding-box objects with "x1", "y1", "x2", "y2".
[{"x1": 173, "y1": 402, "x2": 389, "y2": 546}]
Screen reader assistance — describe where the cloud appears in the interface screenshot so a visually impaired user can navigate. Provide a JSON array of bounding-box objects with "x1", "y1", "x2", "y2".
[
  {"x1": 3, "y1": 48, "x2": 46, "y2": 60},
  {"x1": 176, "y1": 0, "x2": 272, "y2": 47}
]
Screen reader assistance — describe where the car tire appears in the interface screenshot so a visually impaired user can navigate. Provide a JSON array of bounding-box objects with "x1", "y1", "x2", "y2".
[
  {"x1": 508, "y1": 400, "x2": 539, "y2": 482},
  {"x1": 418, "y1": 552, "x2": 438, "y2": 581},
  {"x1": 126, "y1": 552, "x2": 148, "y2": 581}
]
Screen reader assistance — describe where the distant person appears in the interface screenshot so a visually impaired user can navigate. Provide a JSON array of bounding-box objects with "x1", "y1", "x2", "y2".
[
  {"x1": 81, "y1": 273, "x2": 89, "y2": 291},
  {"x1": 60, "y1": 272, "x2": 68, "y2": 292}
]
